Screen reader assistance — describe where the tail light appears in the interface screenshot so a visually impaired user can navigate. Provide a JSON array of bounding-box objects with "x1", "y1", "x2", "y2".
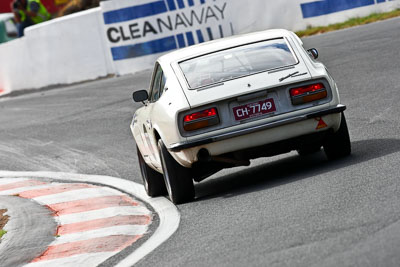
[
  {"x1": 183, "y1": 108, "x2": 219, "y2": 131},
  {"x1": 290, "y1": 83, "x2": 327, "y2": 105}
]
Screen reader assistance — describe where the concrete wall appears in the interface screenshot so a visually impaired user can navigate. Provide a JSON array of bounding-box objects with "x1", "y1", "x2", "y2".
[
  {"x1": 1, "y1": 0, "x2": 399, "y2": 95},
  {"x1": 0, "y1": 8, "x2": 113, "y2": 95}
]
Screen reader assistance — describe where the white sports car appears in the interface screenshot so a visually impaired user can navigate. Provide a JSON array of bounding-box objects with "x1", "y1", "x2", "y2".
[{"x1": 131, "y1": 29, "x2": 351, "y2": 204}]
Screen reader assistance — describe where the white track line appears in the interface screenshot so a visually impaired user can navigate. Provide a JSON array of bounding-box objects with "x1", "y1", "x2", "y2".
[
  {"x1": 24, "y1": 252, "x2": 116, "y2": 267},
  {"x1": 58, "y1": 206, "x2": 151, "y2": 225},
  {"x1": 0, "y1": 184, "x2": 56, "y2": 195},
  {"x1": 33, "y1": 187, "x2": 125, "y2": 205},
  {"x1": 0, "y1": 178, "x2": 30, "y2": 185},
  {"x1": 53, "y1": 225, "x2": 148, "y2": 245},
  {"x1": 0, "y1": 184, "x2": 52, "y2": 196},
  {"x1": 0, "y1": 171, "x2": 180, "y2": 266}
]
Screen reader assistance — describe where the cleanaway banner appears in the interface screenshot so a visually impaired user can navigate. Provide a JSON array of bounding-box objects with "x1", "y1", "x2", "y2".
[
  {"x1": 100, "y1": 0, "x2": 400, "y2": 75},
  {"x1": 100, "y1": 0, "x2": 234, "y2": 75}
]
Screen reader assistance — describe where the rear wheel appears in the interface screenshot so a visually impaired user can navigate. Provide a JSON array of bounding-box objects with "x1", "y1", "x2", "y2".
[
  {"x1": 137, "y1": 146, "x2": 167, "y2": 197},
  {"x1": 323, "y1": 113, "x2": 351, "y2": 160},
  {"x1": 158, "y1": 140, "x2": 194, "y2": 204}
]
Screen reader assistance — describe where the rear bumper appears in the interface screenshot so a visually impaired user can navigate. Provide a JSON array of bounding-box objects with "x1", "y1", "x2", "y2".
[{"x1": 169, "y1": 104, "x2": 346, "y2": 152}]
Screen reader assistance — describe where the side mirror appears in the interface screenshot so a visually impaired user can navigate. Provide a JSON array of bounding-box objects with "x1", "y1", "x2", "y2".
[
  {"x1": 308, "y1": 48, "x2": 319, "y2": 59},
  {"x1": 132, "y1": 90, "x2": 148, "y2": 103}
]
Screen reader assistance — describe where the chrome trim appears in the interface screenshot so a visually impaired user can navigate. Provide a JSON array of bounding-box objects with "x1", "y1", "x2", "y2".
[{"x1": 169, "y1": 104, "x2": 346, "y2": 152}]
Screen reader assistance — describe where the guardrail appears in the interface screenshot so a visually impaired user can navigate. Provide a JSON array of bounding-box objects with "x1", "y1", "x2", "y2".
[{"x1": 0, "y1": 0, "x2": 398, "y2": 95}]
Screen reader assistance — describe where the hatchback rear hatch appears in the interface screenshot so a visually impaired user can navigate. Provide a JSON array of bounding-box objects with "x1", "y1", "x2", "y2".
[{"x1": 175, "y1": 37, "x2": 312, "y2": 108}]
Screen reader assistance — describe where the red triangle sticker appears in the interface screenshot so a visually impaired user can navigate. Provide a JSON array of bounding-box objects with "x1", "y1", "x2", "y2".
[{"x1": 316, "y1": 118, "x2": 328, "y2": 130}]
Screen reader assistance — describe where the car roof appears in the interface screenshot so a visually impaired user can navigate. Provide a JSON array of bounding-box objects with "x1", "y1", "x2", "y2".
[{"x1": 158, "y1": 29, "x2": 300, "y2": 65}]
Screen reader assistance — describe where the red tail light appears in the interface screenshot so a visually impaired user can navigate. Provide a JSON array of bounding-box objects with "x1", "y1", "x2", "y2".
[
  {"x1": 184, "y1": 108, "x2": 217, "y2": 122},
  {"x1": 290, "y1": 83, "x2": 324, "y2": 97},
  {"x1": 183, "y1": 108, "x2": 219, "y2": 131},
  {"x1": 290, "y1": 83, "x2": 327, "y2": 105}
]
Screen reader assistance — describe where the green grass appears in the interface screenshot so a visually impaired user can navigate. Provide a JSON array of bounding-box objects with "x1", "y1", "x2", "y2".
[
  {"x1": 0, "y1": 229, "x2": 6, "y2": 239},
  {"x1": 296, "y1": 9, "x2": 400, "y2": 37}
]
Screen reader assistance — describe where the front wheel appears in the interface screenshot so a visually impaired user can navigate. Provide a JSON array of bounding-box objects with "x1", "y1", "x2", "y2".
[
  {"x1": 137, "y1": 146, "x2": 167, "y2": 197},
  {"x1": 323, "y1": 113, "x2": 351, "y2": 160},
  {"x1": 158, "y1": 140, "x2": 194, "y2": 204}
]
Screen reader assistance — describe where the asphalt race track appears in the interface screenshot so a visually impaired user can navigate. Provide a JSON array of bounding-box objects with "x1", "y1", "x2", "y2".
[{"x1": 1, "y1": 17, "x2": 400, "y2": 266}]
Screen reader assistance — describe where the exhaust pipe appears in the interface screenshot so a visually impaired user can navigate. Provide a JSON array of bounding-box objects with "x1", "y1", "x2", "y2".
[{"x1": 197, "y1": 149, "x2": 250, "y2": 167}]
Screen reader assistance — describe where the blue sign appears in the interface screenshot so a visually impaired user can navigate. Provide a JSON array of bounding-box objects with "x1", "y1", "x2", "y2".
[
  {"x1": 301, "y1": 0, "x2": 394, "y2": 18},
  {"x1": 103, "y1": 0, "x2": 232, "y2": 61}
]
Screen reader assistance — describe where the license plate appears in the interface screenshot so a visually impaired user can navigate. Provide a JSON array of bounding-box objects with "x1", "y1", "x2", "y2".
[{"x1": 233, "y1": 98, "x2": 276, "y2": 121}]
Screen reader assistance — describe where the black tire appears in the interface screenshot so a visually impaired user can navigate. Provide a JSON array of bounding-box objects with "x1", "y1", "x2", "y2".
[
  {"x1": 158, "y1": 140, "x2": 194, "y2": 204},
  {"x1": 297, "y1": 145, "x2": 321, "y2": 156},
  {"x1": 137, "y1": 146, "x2": 167, "y2": 197},
  {"x1": 323, "y1": 113, "x2": 351, "y2": 160}
]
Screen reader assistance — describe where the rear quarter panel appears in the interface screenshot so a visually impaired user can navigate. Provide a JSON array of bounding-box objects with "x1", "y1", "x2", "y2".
[
  {"x1": 151, "y1": 62, "x2": 191, "y2": 148},
  {"x1": 288, "y1": 32, "x2": 341, "y2": 105},
  {"x1": 132, "y1": 62, "x2": 190, "y2": 169}
]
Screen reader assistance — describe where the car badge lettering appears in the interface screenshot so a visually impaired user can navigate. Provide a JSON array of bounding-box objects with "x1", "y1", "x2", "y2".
[{"x1": 279, "y1": 71, "x2": 308, "y2": 82}]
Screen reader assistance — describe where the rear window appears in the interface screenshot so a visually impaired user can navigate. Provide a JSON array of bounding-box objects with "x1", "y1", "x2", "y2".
[{"x1": 179, "y1": 38, "x2": 298, "y2": 89}]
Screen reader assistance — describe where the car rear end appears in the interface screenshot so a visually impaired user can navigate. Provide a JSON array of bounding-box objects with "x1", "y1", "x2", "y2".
[{"x1": 167, "y1": 30, "x2": 345, "y2": 168}]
